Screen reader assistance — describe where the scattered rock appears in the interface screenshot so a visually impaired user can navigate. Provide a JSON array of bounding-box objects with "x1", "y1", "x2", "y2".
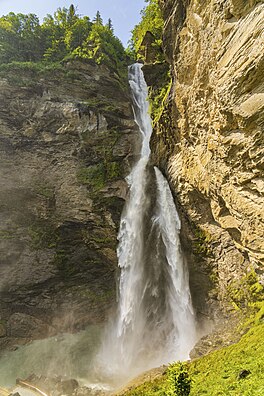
[
  {"x1": 238, "y1": 369, "x2": 251, "y2": 379},
  {"x1": 56, "y1": 379, "x2": 79, "y2": 395}
]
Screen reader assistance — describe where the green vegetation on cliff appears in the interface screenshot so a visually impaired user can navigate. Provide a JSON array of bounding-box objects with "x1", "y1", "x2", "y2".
[
  {"x1": 0, "y1": 5, "x2": 126, "y2": 71},
  {"x1": 130, "y1": 0, "x2": 163, "y2": 62},
  {"x1": 129, "y1": 0, "x2": 171, "y2": 132}
]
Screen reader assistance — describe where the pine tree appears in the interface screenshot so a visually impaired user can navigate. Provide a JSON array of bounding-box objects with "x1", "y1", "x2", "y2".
[
  {"x1": 68, "y1": 4, "x2": 76, "y2": 23},
  {"x1": 106, "y1": 18, "x2": 113, "y2": 32},
  {"x1": 94, "y1": 11, "x2": 103, "y2": 25}
]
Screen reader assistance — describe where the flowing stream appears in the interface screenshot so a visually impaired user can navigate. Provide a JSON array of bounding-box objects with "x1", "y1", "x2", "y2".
[{"x1": 94, "y1": 63, "x2": 196, "y2": 387}]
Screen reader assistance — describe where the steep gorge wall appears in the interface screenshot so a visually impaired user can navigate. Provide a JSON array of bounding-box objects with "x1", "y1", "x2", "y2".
[
  {"x1": 0, "y1": 61, "x2": 137, "y2": 348},
  {"x1": 151, "y1": 0, "x2": 264, "y2": 317}
]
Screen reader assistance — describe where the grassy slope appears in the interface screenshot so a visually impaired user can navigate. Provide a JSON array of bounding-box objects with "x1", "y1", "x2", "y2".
[
  {"x1": 190, "y1": 322, "x2": 264, "y2": 395},
  {"x1": 120, "y1": 309, "x2": 264, "y2": 396}
]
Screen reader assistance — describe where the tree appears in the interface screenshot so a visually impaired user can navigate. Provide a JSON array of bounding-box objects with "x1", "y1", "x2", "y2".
[
  {"x1": 42, "y1": 6, "x2": 80, "y2": 61},
  {"x1": 166, "y1": 362, "x2": 192, "y2": 396},
  {"x1": 0, "y1": 12, "x2": 43, "y2": 62},
  {"x1": 93, "y1": 11, "x2": 103, "y2": 25},
  {"x1": 0, "y1": 6, "x2": 126, "y2": 70},
  {"x1": 64, "y1": 17, "x2": 92, "y2": 52},
  {"x1": 68, "y1": 4, "x2": 77, "y2": 23},
  {"x1": 19, "y1": 13, "x2": 43, "y2": 61},
  {"x1": 106, "y1": 18, "x2": 113, "y2": 33},
  {"x1": 130, "y1": 0, "x2": 163, "y2": 58},
  {"x1": 73, "y1": 23, "x2": 125, "y2": 70}
]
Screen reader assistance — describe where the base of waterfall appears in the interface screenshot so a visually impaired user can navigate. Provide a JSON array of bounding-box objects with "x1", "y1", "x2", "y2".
[
  {"x1": 0, "y1": 375, "x2": 110, "y2": 396},
  {"x1": 0, "y1": 326, "x2": 102, "y2": 388},
  {"x1": 0, "y1": 365, "x2": 168, "y2": 396},
  {"x1": 0, "y1": 323, "x2": 198, "y2": 393}
]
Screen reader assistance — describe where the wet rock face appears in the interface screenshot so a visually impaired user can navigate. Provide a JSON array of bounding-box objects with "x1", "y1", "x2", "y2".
[
  {"x1": 0, "y1": 60, "x2": 137, "y2": 347},
  {"x1": 153, "y1": 0, "x2": 264, "y2": 311}
]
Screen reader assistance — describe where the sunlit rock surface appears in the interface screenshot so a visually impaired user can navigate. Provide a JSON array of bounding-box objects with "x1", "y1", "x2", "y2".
[
  {"x1": 0, "y1": 60, "x2": 137, "y2": 348},
  {"x1": 151, "y1": 0, "x2": 264, "y2": 313}
]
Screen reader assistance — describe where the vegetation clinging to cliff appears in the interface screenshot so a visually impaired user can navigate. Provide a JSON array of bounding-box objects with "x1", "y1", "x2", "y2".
[
  {"x1": 130, "y1": 0, "x2": 163, "y2": 61},
  {"x1": 0, "y1": 5, "x2": 126, "y2": 70}
]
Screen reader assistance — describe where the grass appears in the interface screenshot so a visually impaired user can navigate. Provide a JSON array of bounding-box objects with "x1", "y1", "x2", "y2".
[
  {"x1": 121, "y1": 303, "x2": 264, "y2": 396},
  {"x1": 190, "y1": 320, "x2": 264, "y2": 395}
]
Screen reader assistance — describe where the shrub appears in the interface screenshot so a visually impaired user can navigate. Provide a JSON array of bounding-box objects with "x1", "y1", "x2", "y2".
[{"x1": 166, "y1": 362, "x2": 192, "y2": 396}]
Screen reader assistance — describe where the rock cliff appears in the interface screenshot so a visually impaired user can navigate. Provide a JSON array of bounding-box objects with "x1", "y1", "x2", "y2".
[
  {"x1": 0, "y1": 60, "x2": 137, "y2": 347},
  {"x1": 151, "y1": 0, "x2": 264, "y2": 318}
]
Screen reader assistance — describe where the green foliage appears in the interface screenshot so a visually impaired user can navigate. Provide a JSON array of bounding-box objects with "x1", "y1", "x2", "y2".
[
  {"x1": 28, "y1": 222, "x2": 58, "y2": 249},
  {"x1": 149, "y1": 73, "x2": 171, "y2": 124},
  {"x1": 228, "y1": 270, "x2": 264, "y2": 310},
  {"x1": 0, "y1": 60, "x2": 67, "y2": 87},
  {"x1": 189, "y1": 320, "x2": 264, "y2": 395},
  {"x1": 122, "y1": 310, "x2": 264, "y2": 396},
  {"x1": 77, "y1": 161, "x2": 121, "y2": 192},
  {"x1": 0, "y1": 5, "x2": 126, "y2": 73},
  {"x1": 130, "y1": 0, "x2": 163, "y2": 60},
  {"x1": 121, "y1": 377, "x2": 166, "y2": 396},
  {"x1": 192, "y1": 227, "x2": 212, "y2": 256},
  {"x1": 71, "y1": 23, "x2": 125, "y2": 70},
  {"x1": 106, "y1": 18, "x2": 114, "y2": 33},
  {"x1": 0, "y1": 12, "x2": 43, "y2": 63},
  {"x1": 167, "y1": 362, "x2": 192, "y2": 396},
  {"x1": 77, "y1": 164, "x2": 106, "y2": 190},
  {"x1": 93, "y1": 11, "x2": 103, "y2": 26}
]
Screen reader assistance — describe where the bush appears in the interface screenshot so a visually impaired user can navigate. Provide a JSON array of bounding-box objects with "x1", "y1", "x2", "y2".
[{"x1": 166, "y1": 362, "x2": 192, "y2": 396}]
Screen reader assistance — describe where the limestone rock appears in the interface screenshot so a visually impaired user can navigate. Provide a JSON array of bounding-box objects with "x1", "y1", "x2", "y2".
[{"x1": 151, "y1": 0, "x2": 264, "y2": 311}]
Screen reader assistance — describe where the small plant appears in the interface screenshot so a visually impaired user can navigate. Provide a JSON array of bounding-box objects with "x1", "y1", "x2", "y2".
[
  {"x1": 228, "y1": 270, "x2": 264, "y2": 310},
  {"x1": 166, "y1": 362, "x2": 192, "y2": 396}
]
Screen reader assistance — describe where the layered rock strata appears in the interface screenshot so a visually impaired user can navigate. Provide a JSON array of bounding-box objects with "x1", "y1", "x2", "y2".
[{"x1": 151, "y1": 0, "x2": 264, "y2": 315}]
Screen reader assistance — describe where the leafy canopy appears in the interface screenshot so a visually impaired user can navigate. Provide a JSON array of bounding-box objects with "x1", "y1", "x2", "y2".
[
  {"x1": 0, "y1": 5, "x2": 126, "y2": 70},
  {"x1": 130, "y1": 0, "x2": 163, "y2": 57}
]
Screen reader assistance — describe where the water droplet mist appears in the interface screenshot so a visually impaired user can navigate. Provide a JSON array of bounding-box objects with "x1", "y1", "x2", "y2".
[{"x1": 95, "y1": 63, "x2": 196, "y2": 387}]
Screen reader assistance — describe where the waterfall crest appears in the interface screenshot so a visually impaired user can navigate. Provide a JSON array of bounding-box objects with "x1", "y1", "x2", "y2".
[{"x1": 94, "y1": 63, "x2": 196, "y2": 387}]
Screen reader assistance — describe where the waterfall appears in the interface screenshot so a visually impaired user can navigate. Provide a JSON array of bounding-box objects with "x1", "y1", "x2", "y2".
[{"x1": 94, "y1": 63, "x2": 196, "y2": 387}]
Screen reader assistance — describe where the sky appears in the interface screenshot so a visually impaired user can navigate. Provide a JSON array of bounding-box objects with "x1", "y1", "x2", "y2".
[{"x1": 0, "y1": 0, "x2": 146, "y2": 45}]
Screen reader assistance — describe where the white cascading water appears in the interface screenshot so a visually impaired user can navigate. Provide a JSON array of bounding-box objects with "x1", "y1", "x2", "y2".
[{"x1": 94, "y1": 63, "x2": 196, "y2": 387}]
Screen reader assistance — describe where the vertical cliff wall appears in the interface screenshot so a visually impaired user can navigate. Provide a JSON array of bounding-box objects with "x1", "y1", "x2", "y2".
[
  {"x1": 151, "y1": 0, "x2": 264, "y2": 317},
  {"x1": 0, "y1": 60, "x2": 137, "y2": 348}
]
